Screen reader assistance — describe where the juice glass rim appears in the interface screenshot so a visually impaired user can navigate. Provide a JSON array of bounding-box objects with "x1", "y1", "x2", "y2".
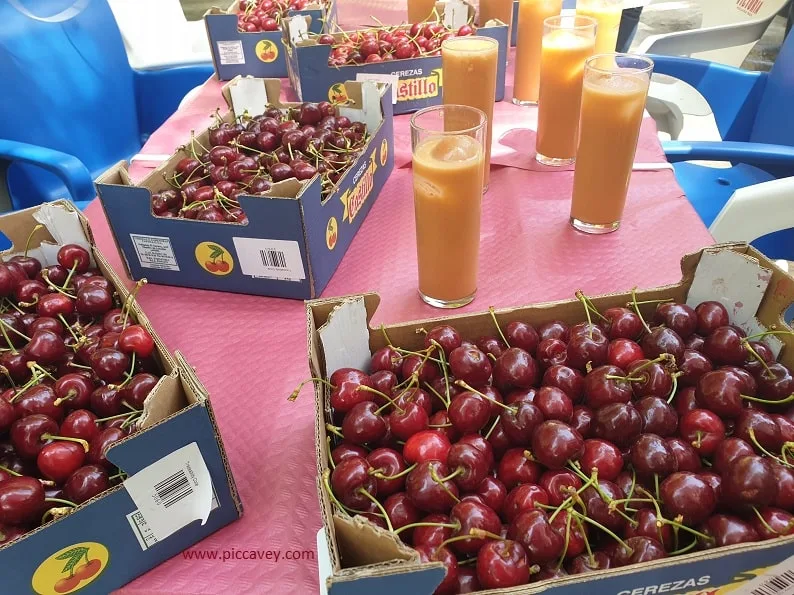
[
  {"x1": 440, "y1": 35, "x2": 499, "y2": 52},
  {"x1": 543, "y1": 14, "x2": 597, "y2": 30},
  {"x1": 585, "y1": 52, "x2": 655, "y2": 75},
  {"x1": 410, "y1": 104, "x2": 487, "y2": 137}
]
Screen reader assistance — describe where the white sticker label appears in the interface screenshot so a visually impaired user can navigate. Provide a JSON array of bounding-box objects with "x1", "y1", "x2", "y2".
[
  {"x1": 130, "y1": 234, "x2": 180, "y2": 271},
  {"x1": 732, "y1": 556, "x2": 794, "y2": 594},
  {"x1": 288, "y1": 15, "x2": 309, "y2": 45},
  {"x1": 355, "y1": 73, "x2": 399, "y2": 104},
  {"x1": 217, "y1": 40, "x2": 245, "y2": 65},
  {"x1": 123, "y1": 443, "x2": 214, "y2": 543},
  {"x1": 232, "y1": 237, "x2": 306, "y2": 281},
  {"x1": 127, "y1": 490, "x2": 220, "y2": 551},
  {"x1": 443, "y1": 0, "x2": 468, "y2": 29}
]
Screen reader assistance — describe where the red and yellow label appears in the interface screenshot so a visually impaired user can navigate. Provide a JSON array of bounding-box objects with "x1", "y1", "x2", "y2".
[
  {"x1": 255, "y1": 39, "x2": 279, "y2": 63},
  {"x1": 326, "y1": 216, "x2": 338, "y2": 250},
  {"x1": 379, "y1": 138, "x2": 389, "y2": 167},
  {"x1": 339, "y1": 150, "x2": 377, "y2": 224},
  {"x1": 328, "y1": 82, "x2": 349, "y2": 104},
  {"x1": 32, "y1": 542, "x2": 109, "y2": 595},
  {"x1": 397, "y1": 68, "x2": 443, "y2": 102},
  {"x1": 195, "y1": 242, "x2": 234, "y2": 275}
]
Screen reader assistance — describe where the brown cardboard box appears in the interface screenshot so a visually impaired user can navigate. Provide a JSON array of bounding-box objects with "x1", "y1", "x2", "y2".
[{"x1": 307, "y1": 243, "x2": 794, "y2": 595}]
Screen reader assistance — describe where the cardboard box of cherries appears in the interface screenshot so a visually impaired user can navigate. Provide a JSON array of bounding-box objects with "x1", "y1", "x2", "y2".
[
  {"x1": 305, "y1": 244, "x2": 794, "y2": 595},
  {"x1": 0, "y1": 201, "x2": 241, "y2": 594}
]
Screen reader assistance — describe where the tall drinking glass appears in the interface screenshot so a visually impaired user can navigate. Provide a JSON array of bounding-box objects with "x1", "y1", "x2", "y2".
[
  {"x1": 576, "y1": 0, "x2": 623, "y2": 53},
  {"x1": 442, "y1": 36, "x2": 498, "y2": 191},
  {"x1": 513, "y1": 0, "x2": 563, "y2": 105},
  {"x1": 535, "y1": 15, "x2": 596, "y2": 166},
  {"x1": 408, "y1": 0, "x2": 437, "y2": 23},
  {"x1": 570, "y1": 54, "x2": 654, "y2": 233},
  {"x1": 411, "y1": 105, "x2": 487, "y2": 308},
  {"x1": 479, "y1": 0, "x2": 515, "y2": 56}
]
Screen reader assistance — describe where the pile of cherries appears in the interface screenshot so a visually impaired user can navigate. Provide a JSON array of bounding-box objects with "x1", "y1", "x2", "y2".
[
  {"x1": 151, "y1": 101, "x2": 370, "y2": 222},
  {"x1": 236, "y1": 0, "x2": 323, "y2": 32},
  {"x1": 313, "y1": 295, "x2": 794, "y2": 593},
  {"x1": 0, "y1": 241, "x2": 162, "y2": 545},
  {"x1": 318, "y1": 22, "x2": 477, "y2": 66}
]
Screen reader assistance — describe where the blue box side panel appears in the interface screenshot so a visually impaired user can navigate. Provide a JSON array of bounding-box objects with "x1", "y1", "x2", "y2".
[
  {"x1": 96, "y1": 184, "x2": 314, "y2": 299},
  {"x1": 511, "y1": 0, "x2": 518, "y2": 46},
  {"x1": 300, "y1": 92, "x2": 395, "y2": 294},
  {"x1": 0, "y1": 405, "x2": 239, "y2": 594},
  {"x1": 206, "y1": 14, "x2": 288, "y2": 79}
]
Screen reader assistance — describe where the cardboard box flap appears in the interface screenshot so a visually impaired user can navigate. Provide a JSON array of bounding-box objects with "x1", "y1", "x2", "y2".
[
  {"x1": 223, "y1": 76, "x2": 283, "y2": 115},
  {"x1": 332, "y1": 514, "x2": 420, "y2": 567},
  {"x1": 318, "y1": 296, "x2": 372, "y2": 374}
]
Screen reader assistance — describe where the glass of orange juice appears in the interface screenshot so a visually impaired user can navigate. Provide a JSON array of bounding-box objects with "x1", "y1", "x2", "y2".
[
  {"x1": 570, "y1": 53, "x2": 653, "y2": 233},
  {"x1": 576, "y1": 0, "x2": 623, "y2": 54},
  {"x1": 513, "y1": 0, "x2": 563, "y2": 105},
  {"x1": 442, "y1": 36, "x2": 498, "y2": 191},
  {"x1": 479, "y1": 0, "x2": 515, "y2": 56},
  {"x1": 535, "y1": 15, "x2": 596, "y2": 166},
  {"x1": 411, "y1": 105, "x2": 487, "y2": 308},
  {"x1": 408, "y1": 0, "x2": 438, "y2": 23}
]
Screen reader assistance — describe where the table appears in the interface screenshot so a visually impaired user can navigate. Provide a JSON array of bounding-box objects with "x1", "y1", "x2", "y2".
[{"x1": 100, "y1": 18, "x2": 713, "y2": 595}]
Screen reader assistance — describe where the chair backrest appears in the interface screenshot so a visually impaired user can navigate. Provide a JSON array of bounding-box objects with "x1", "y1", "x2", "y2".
[
  {"x1": 0, "y1": 0, "x2": 142, "y2": 203},
  {"x1": 749, "y1": 29, "x2": 794, "y2": 146}
]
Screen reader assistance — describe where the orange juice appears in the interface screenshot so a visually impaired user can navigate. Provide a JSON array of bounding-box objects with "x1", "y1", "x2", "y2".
[
  {"x1": 408, "y1": 0, "x2": 437, "y2": 22},
  {"x1": 442, "y1": 36, "x2": 498, "y2": 189},
  {"x1": 535, "y1": 18, "x2": 595, "y2": 164},
  {"x1": 479, "y1": 0, "x2": 515, "y2": 51},
  {"x1": 576, "y1": 0, "x2": 623, "y2": 54},
  {"x1": 571, "y1": 55, "x2": 653, "y2": 232},
  {"x1": 413, "y1": 134, "x2": 485, "y2": 306},
  {"x1": 513, "y1": 0, "x2": 563, "y2": 104}
]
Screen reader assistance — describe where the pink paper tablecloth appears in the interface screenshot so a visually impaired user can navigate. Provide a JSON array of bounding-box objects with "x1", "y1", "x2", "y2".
[{"x1": 96, "y1": 29, "x2": 715, "y2": 595}]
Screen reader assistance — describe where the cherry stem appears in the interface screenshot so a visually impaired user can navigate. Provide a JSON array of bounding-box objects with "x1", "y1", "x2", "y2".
[
  {"x1": 468, "y1": 528, "x2": 505, "y2": 541},
  {"x1": 358, "y1": 488, "x2": 394, "y2": 532},
  {"x1": 321, "y1": 469, "x2": 369, "y2": 516},
  {"x1": 0, "y1": 318, "x2": 30, "y2": 342},
  {"x1": 108, "y1": 471, "x2": 128, "y2": 481},
  {"x1": 662, "y1": 516, "x2": 714, "y2": 543},
  {"x1": 379, "y1": 324, "x2": 393, "y2": 347},
  {"x1": 751, "y1": 506, "x2": 780, "y2": 535},
  {"x1": 41, "y1": 506, "x2": 74, "y2": 525},
  {"x1": 61, "y1": 261, "x2": 79, "y2": 294},
  {"x1": 41, "y1": 434, "x2": 90, "y2": 452},
  {"x1": 23, "y1": 224, "x2": 44, "y2": 256},
  {"x1": 439, "y1": 467, "x2": 464, "y2": 483},
  {"x1": 667, "y1": 374, "x2": 679, "y2": 404},
  {"x1": 121, "y1": 279, "x2": 147, "y2": 329},
  {"x1": 94, "y1": 410, "x2": 142, "y2": 423},
  {"x1": 429, "y1": 466, "x2": 460, "y2": 504},
  {"x1": 747, "y1": 428, "x2": 790, "y2": 466},
  {"x1": 742, "y1": 340, "x2": 774, "y2": 378},
  {"x1": 58, "y1": 314, "x2": 82, "y2": 345},
  {"x1": 0, "y1": 366, "x2": 16, "y2": 389},
  {"x1": 41, "y1": 272, "x2": 77, "y2": 299},
  {"x1": 741, "y1": 393, "x2": 794, "y2": 406},
  {"x1": 570, "y1": 509, "x2": 632, "y2": 552},
  {"x1": 669, "y1": 536, "x2": 699, "y2": 556},
  {"x1": 455, "y1": 380, "x2": 516, "y2": 413},
  {"x1": 391, "y1": 345, "x2": 443, "y2": 366},
  {"x1": 288, "y1": 377, "x2": 335, "y2": 401},
  {"x1": 360, "y1": 386, "x2": 404, "y2": 414},
  {"x1": 45, "y1": 497, "x2": 78, "y2": 508},
  {"x1": 555, "y1": 512, "x2": 574, "y2": 570},
  {"x1": 576, "y1": 515, "x2": 594, "y2": 565},
  {"x1": 549, "y1": 473, "x2": 596, "y2": 523},
  {"x1": 393, "y1": 520, "x2": 459, "y2": 536},
  {"x1": 325, "y1": 424, "x2": 344, "y2": 439},
  {"x1": 424, "y1": 382, "x2": 450, "y2": 410},
  {"x1": 53, "y1": 389, "x2": 77, "y2": 407},
  {"x1": 575, "y1": 290, "x2": 608, "y2": 322},
  {"x1": 0, "y1": 464, "x2": 21, "y2": 477},
  {"x1": 30, "y1": 362, "x2": 56, "y2": 382},
  {"x1": 326, "y1": 437, "x2": 336, "y2": 470},
  {"x1": 630, "y1": 287, "x2": 652, "y2": 335},
  {"x1": 10, "y1": 371, "x2": 43, "y2": 403},
  {"x1": 692, "y1": 431, "x2": 703, "y2": 450},
  {"x1": 430, "y1": 339, "x2": 452, "y2": 405},
  {"x1": 484, "y1": 416, "x2": 500, "y2": 440},
  {"x1": 488, "y1": 306, "x2": 511, "y2": 348},
  {"x1": 654, "y1": 473, "x2": 661, "y2": 501},
  {"x1": 370, "y1": 463, "x2": 416, "y2": 480},
  {"x1": 0, "y1": 320, "x2": 16, "y2": 354}
]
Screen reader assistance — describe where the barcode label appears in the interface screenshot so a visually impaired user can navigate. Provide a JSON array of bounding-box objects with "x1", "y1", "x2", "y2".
[
  {"x1": 232, "y1": 237, "x2": 306, "y2": 282},
  {"x1": 261, "y1": 249, "x2": 287, "y2": 269},
  {"x1": 123, "y1": 443, "x2": 213, "y2": 543},
  {"x1": 750, "y1": 571, "x2": 794, "y2": 595}
]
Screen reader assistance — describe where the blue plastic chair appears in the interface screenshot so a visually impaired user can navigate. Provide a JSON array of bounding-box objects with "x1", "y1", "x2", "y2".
[
  {"x1": 651, "y1": 30, "x2": 794, "y2": 259},
  {"x1": 0, "y1": 0, "x2": 214, "y2": 213}
]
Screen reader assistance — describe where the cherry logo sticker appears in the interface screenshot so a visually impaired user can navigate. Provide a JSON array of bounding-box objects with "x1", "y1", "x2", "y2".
[
  {"x1": 255, "y1": 39, "x2": 279, "y2": 63},
  {"x1": 32, "y1": 541, "x2": 109, "y2": 594},
  {"x1": 328, "y1": 83, "x2": 348, "y2": 104},
  {"x1": 326, "y1": 217, "x2": 338, "y2": 251},
  {"x1": 195, "y1": 242, "x2": 234, "y2": 275},
  {"x1": 379, "y1": 139, "x2": 388, "y2": 167}
]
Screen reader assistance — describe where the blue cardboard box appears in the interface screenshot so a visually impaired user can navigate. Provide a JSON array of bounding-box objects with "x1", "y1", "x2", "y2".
[
  {"x1": 0, "y1": 202, "x2": 241, "y2": 594},
  {"x1": 286, "y1": 16, "x2": 509, "y2": 115},
  {"x1": 308, "y1": 244, "x2": 794, "y2": 595},
  {"x1": 205, "y1": 0, "x2": 337, "y2": 80},
  {"x1": 96, "y1": 78, "x2": 394, "y2": 300}
]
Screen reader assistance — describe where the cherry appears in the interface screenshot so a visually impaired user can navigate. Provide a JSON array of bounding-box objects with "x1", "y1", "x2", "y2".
[
  {"x1": 342, "y1": 401, "x2": 386, "y2": 445},
  {"x1": 384, "y1": 492, "x2": 420, "y2": 540},
  {"x1": 121, "y1": 373, "x2": 158, "y2": 409},
  {"x1": 535, "y1": 386, "x2": 573, "y2": 422},
  {"x1": 607, "y1": 338, "x2": 645, "y2": 370},
  {"x1": 90, "y1": 386, "x2": 122, "y2": 418},
  {"x1": 752, "y1": 507, "x2": 794, "y2": 540},
  {"x1": 774, "y1": 414, "x2": 794, "y2": 443},
  {"x1": 9, "y1": 255, "x2": 41, "y2": 279},
  {"x1": 550, "y1": 509, "x2": 588, "y2": 558},
  {"x1": 75, "y1": 285, "x2": 113, "y2": 316},
  {"x1": 394, "y1": 387, "x2": 433, "y2": 416},
  {"x1": 508, "y1": 509, "x2": 564, "y2": 564},
  {"x1": 722, "y1": 366, "x2": 757, "y2": 395},
  {"x1": 579, "y1": 439, "x2": 623, "y2": 481},
  {"x1": 631, "y1": 433, "x2": 677, "y2": 479},
  {"x1": 57, "y1": 244, "x2": 91, "y2": 274},
  {"x1": 369, "y1": 371, "x2": 398, "y2": 402},
  {"x1": 488, "y1": 420, "x2": 511, "y2": 460},
  {"x1": 722, "y1": 455, "x2": 777, "y2": 509},
  {"x1": 0, "y1": 476, "x2": 44, "y2": 525},
  {"x1": 103, "y1": 308, "x2": 126, "y2": 333},
  {"x1": 424, "y1": 325, "x2": 462, "y2": 356},
  {"x1": 493, "y1": 348, "x2": 539, "y2": 391},
  {"x1": 640, "y1": 327, "x2": 684, "y2": 364},
  {"x1": 118, "y1": 325, "x2": 155, "y2": 358},
  {"x1": 448, "y1": 392, "x2": 489, "y2": 434},
  {"x1": 539, "y1": 469, "x2": 582, "y2": 506},
  {"x1": 503, "y1": 483, "x2": 550, "y2": 522},
  {"x1": 583, "y1": 365, "x2": 632, "y2": 409},
  {"x1": 330, "y1": 456, "x2": 377, "y2": 509},
  {"x1": 36, "y1": 294, "x2": 74, "y2": 319},
  {"x1": 654, "y1": 302, "x2": 697, "y2": 339},
  {"x1": 744, "y1": 340, "x2": 775, "y2": 375},
  {"x1": 0, "y1": 351, "x2": 30, "y2": 382},
  {"x1": 64, "y1": 464, "x2": 110, "y2": 504},
  {"x1": 679, "y1": 349, "x2": 713, "y2": 386},
  {"x1": 593, "y1": 402, "x2": 642, "y2": 448},
  {"x1": 756, "y1": 363, "x2": 794, "y2": 402},
  {"x1": 505, "y1": 322, "x2": 539, "y2": 355},
  {"x1": 328, "y1": 368, "x2": 372, "y2": 413},
  {"x1": 685, "y1": 334, "x2": 706, "y2": 351},
  {"x1": 536, "y1": 339, "x2": 568, "y2": 368},
  {"x1": 330, "y1": 443, "x2": 368, "y2": 466},
  {"x1": 403, "y1": 430, "x2": 450, "y2": 465},
  {"x1": 542, "y1": 365, "x2": 584, "y2": 402},
  {"x1": 695, "y1": 301, "x2": 729, "y2": 336},
  {"x1": 666, "y1": 437, "x2": 701, "y2": 472},
  {"x1": 674, "y1": 386, "x2": 699, "y2": 416},
  {"x1": 679, "y1": 409, "x2": 725, "y2": 456},
  {"x1": 700, "y1": 514, "x2": 759, "y2": 548},
  {"x1": 568, "y1": 551, "x2": 611, "y2": 575},
  {"x1": 449, "y1": 346, "x2": 491, "y2": 386},
  {"x1": 414, "y1": 544, "x2": 458, "y2": 595},
  {"x1": 497, "y1": 448, "x2": 542, "y2": 489},
  {"x1": 627, "y1": 360, "x2": 673, "y2": 399},
  {"x1": 449, "y1": 499, "x2": 501, "y2": 555},
  {"x1": 10, "y1": 414, "x2": 58, "y2": 458},
  {"x1": 15, "y1": 279, "x2": 48, "y2": 305},
  {"x1": 401, "y1": 355, "x2": 438, "y2": 384},
  {"x1": 37, "y1": 441, "x2": 85, "y2": 483},
  {"x1": 500, "y1": 400, "x2": 544, "y2": 446},
  {"x1": 602, "y1": 307, "x2": 643, "y2": 340},
  {"x1": 703, "y1": 326, "x2": 746, "y2": 366},
  {"x1": 429, "y1": 411, "x2": 459, "y2": 443},
  {"x1": 538, "y1": 320, "x2": 569, "y2": 342},
  {"x1": 370, "y1": 346, "x2": 402, "y2": 375},
  {"x1": 734, "y1": 409, "x2": 782, "y2": 451},
  {"x1": 635, "y1": 397, "x2": 678, "y2": 437},
  {"x1": 477, "y1": 539, "x2": 530, "y2": 588},
  {"x1": 54, "y1": 373, "x2": 94, "y2": 410},
  {"x1": 89, "y1": 348, "x2": 129, "y2": 383},
  {"x1": 60, "y1": 409, "x2": 100, "y2": 443},
  {"x1": 474, "y1": 477, "x2": 506, "y2": 514},
  {"x1": 447, "y1": 443, "x2": 489, "y2": 492},
  {"x1": 15, "y1": 385, "x2": 63, "y2": 422},
  {"x1": 624, "y1": 508, "x2": 673, "y2": 550},
  {"x1": 660, "y1": 471, "x2": 715, "y2": 524},
  {"x1": 406, "y1": 460, "x2": 459, "y2": 513},
  {"x1": 86, "y1": 427, "x2": 125, "y2": 468},
  {"x1": 566, "y1": 327, "x2": 609, "y2": 371},
  {"x1": 531, "y1": 421, "x2": 583, "y2": 469},
  {"x1": 475, "y1": 336, "x2": 506, "y2": 359},
  {"x1": 0, "y1": 400, "x2": 15, "y2": 434},
  {"x1": 582, "y1": 480, "x2": 626, "y2": 531},
  {"x1": 412, "y1": 512, "x2": 454, "y2": 548},
  {"x1": 73, "y1": 558, "x2": 102, "y2": 580},
  {"x1": 613, "y1": 536, "x2": 667, "y2": 566},
  {"x1": 25, "y1": 329, "x2": 67, "y2": 364},
  {"x1": 570, "y1": 406, "x2": 594, "y2": 438}
]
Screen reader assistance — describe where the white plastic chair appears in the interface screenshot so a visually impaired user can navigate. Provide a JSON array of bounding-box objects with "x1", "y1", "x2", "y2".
[{"x1": 108, "y1": 0, "x2": 212, "y2": 70}]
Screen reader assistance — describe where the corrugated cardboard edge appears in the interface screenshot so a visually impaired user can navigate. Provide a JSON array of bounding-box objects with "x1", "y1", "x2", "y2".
[{"x1": 306, "y1": 242, "x2": 794, "y2": 590}]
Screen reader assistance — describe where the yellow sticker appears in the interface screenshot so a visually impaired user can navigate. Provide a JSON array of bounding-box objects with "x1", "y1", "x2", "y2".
[
  {"x1": 195, "y1": 241, "x2": 234, "y2": 275},
  {"x1": 32, "y1": 542, "x2": 109, "y2": 595},
  {"x1": 328, "y1": 82, "x2": 349, "y2": 104},
  {"x1": 379, "y1": 138, "x2": 389, "y2": 167},
  {"x1": 326, "y1": 217, "x2": 338, "y2": 250},
  {"x1": 255, "y1": 39, "x2": 279, "y2": 63}
]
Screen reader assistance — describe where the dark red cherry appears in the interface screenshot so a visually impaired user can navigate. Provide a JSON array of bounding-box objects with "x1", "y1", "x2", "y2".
[
  {"x1": 640, "y1": 327, "x2": 684, "y2": 364},
  {"x1": 503, "y1": 483, "x2": 550, "y2": 523},
  {"x1": 660, "y1": 471, "x2": 716, "y2": 524},
  {"x1": 703, "y1": 326, "x2": 747, "y2": 366},
  {"x1": 449, "y1": 346, "x2": 492, "y2": 387},
  {"x1": 541, "y1": 365, "x2": 584, "y2": 402},
  {"x1": 695, "y1": 301, "x2": 729, "y2": 336},
  {"x1": 24, "y1": 329, "x2": 66, "y2": 364},
  {"x1": 60, "y1": 409, "x2": 100, "y2": 443},
  {"x1": 700, "y1": 514, "x2": 759, "y2": 548},
  {"x1": 64, "y1": 464, "x2": 110, "y2": 504},
  {"x1": 566, "y1": 327, "x2": 608, "y2": 371},
  {"x1": 86, "y1": 427, "x2": 125, "y2": 469},
  {"x1": 602, "y1": 307, "x2": 643, "y2": 340},
  {"x1": 424, "y1": 325, "x2": 462, "y2": 357},
  {"x1": 722, "y1": 455, "x2": 777, "y2": 509},
  {"x1": 536, "y1": 339, "x2": 568, "y2": 368},
  {"x1": 583, "y1": 365, "x2": 632, "y2": 409},
  {"x1": 666, "y1": 437, "x2": 702, "y2": 472},
  {"x1": 505, "y1": 322, "x2": 539, "y2": 355},
  {"x1": 654, "y1": 302, "x2": 697, "y2": 339},
  {"x1": 493, "y1": 348, "x2": 539, "y2": 392},
  {"x1": 57, "y1": 244, "x2": 91, "y2": 274},
  {"x1": 635, "y1": 397, "x2": 678, "y2": 436},
  {"x1": 539, "y1": 469, "x2": 582, "y2": 506},
  {"x1": 406, "y1": 460, "x2": 459, "y2": 513},
  {"x1": 476, "y1": 539, "x2": 530, "y2": 589},
  {"x1": 592, "y1": 402, "x2": 642, "y2": 448},
  {"x1": 679, "y1": 409, "x2": 725, "y2": 456},
  {"x1": 531, "y1": 421, "x2": 583, "y2": 469},
  {"x1": 679, "y1": 349, "x2": 713, "y2": 386},
  {"x1": 0, "y1": 476, "x2": 44, "y2": 525},
  {"x1": 497, "y1": 448, "x2": 542, "y2": 490},
  {"x1": 538, "y1": 321, "x2": 569, "y2": 342},
  {"x1": 630, "y1": 433, "x2": 677, "y2": 479},
  {"x1": 507, "y1": 509, "x2": 564, "y2": 564},
  {"x1": 448, "y1": 499, "x2": 501, "y2": 555},
  {"x1": 579, "y1": 439, "x2": 623, "y2": 481}
]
